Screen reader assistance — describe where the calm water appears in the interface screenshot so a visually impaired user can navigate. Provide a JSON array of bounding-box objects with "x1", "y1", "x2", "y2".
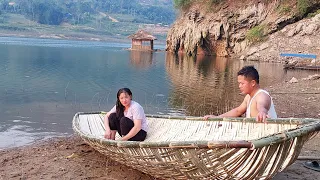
[{"x1": 0, "y1": 37, "x2": 315, "y2": 149}]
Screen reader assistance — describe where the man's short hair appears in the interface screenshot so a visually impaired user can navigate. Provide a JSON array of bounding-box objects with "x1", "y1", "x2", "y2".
[{"x1": 237, "y1": 66, "x2": 259, "y2": 84}]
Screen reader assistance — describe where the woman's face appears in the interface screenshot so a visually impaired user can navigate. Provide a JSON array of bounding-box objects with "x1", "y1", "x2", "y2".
[{"x1": 119, "y1": 92, "x2": 132, "y2": 107}]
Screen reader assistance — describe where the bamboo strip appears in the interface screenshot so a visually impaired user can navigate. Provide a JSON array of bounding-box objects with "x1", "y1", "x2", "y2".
[
  {"x1": 298, "y1": 156, "x2": 320, "y2": 160},
  {"x1": 72, "y1": 112, "x2": 320, "y2": 179}
]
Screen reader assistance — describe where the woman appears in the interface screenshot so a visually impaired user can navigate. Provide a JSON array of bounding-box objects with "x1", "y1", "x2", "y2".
[{"x1": 104, "y1": 88, "x2": 147, "y2": 141}]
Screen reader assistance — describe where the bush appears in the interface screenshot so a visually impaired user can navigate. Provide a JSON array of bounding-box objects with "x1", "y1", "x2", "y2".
[
  {"x1": 174, "y1": 0, "x2": 224, "y2": 9},
  {"x1": 307, "y1": 9, "x2": 320, "y2": 18},
  {"x1": 209, "y1": 0, "x2": 223, "y2": 4},
  {"x1": 246, "y1": 25, "x2": 265, "y2": 43},
  {"x1": 173, "y1": 0, "x2": 192, "y2": 8},
  {"x1": 297, "y1": 0, "x2": 312, "y2": 16},
  {"x1": 277, "y1": 5, "x2": 291, "y2": 15}
]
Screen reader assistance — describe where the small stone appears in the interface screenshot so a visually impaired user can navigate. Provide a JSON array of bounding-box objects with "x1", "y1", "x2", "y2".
[
  {"x1": 259, "y1": 43, "x2": 269, "y2": 51},
  {"x1": 281, "y1": 28, "x2": 287, "y2": 33},
  {"x1": 289, "y1": 77, "x2": 298, "y2": 83}
]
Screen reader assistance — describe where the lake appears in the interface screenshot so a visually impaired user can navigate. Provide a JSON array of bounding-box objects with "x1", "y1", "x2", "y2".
[{"x1": 0, "y1": 37, "x2": 314, "y2": 149}]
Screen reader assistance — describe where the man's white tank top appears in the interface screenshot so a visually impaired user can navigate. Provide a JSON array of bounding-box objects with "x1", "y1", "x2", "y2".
[{"x1": 246, "y1": 89, "x2": 277, "y2": 118}]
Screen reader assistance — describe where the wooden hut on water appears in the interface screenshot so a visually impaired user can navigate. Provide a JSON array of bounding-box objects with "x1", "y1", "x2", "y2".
[{"x1": 128, "y1": 30, "x2": 157, "y2": 51}]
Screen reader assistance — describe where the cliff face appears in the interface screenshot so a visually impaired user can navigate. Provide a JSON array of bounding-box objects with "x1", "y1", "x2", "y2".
[{"x1": 166, "y1": 0, "x2": 320, "y2": 57}]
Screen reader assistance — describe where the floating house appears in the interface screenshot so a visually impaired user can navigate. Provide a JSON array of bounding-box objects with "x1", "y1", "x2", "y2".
[{"x1": 128, "y1": 30, "x2": 157, "y2": 51}]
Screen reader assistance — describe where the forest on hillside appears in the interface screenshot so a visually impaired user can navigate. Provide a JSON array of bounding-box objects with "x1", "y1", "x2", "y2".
[{"x1": 0, "y1": 0, "x2": 176, "y2": 25}]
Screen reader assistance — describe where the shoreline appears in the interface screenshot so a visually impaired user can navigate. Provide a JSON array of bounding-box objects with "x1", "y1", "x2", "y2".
[
  {"x1": 0, "y1": 31, "x2": 167, "y2": 45},
  {"x1": 1, "y1": 132, "x2": 319, "y2": 179}
]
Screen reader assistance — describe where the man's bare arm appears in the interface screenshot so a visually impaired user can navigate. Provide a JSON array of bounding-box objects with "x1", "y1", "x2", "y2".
[
  {"x1": 218, "y1": 98, "x2": 247, "y2": 117},
  {"x1": 255, "y1": 93, "x2": 271, "y2": 122},
  {"x1": 204, "y1": 95, "x2": 248, "y2": 120}
]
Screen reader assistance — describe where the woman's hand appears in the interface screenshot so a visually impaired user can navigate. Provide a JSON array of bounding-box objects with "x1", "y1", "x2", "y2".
[
  {"x1": 104, "y1": 129, "x2": 112, "y2": 139},
  {"x1": 104, "y1": 111, "x2": 116, "y2": 140},
  {"x1": 203, "y1": 115, "x2": 216, "y2": 121}
]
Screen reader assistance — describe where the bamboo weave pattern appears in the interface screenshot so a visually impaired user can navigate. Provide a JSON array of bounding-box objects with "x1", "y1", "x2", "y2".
[{"x1": 73, "y1": 112, "x2": 320, "y2": 179}]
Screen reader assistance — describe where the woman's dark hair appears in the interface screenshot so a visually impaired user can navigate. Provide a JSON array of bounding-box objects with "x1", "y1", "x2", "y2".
[
  {"x1": 237, "y1": 66, "x2": 259, "y2": 84},
  {"x1": 116, "y1": 88, "x2": 132, "y2": 118}
]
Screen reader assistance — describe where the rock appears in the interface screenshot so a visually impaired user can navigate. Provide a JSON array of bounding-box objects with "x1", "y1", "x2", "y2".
[
  {"x1": 304, "y1": 24, "x2": 318, "y2": 35},
  {"x1": 307, "y1": 74, "x2": 320, "y2": 80},
  {"x1": 302, "y1": 38, "x2": 312, "y2": 46},
  {"x1": 280, "y1": 28, "x2": 287, "y2": 33},
  {"x1": 287, "y1": 59, "x2": 298, "y2": 65},
  {"x1": 312, "y1": 14, "x2": 320, "y2": 22},
  {"x1": 234, "y1": 41, "x2": 248, "y2": 54},
  {"x1": 247, "y1": 47, "x2": 258, "y2": 56},
  {"x1": 259, "y1": 43, "x2": 269, "y2": 51},
  {"x1": 287, "y1": 29, "x2": 296, "y2": 37},
  {"x1": 295, "y1": 23, "x2": 304, "y2": 34},
  {"x1": 286, "y1": 22, "x2": 304, "y2": 37},
  {"x1": 246, "y1": 54, "x2": 260, "y2": 61},
  {"x1": 289, "y1": 77, "x2": 298, "y2": 83},
  {"x1": 275, "y1": 16, "x2": 291, "y2": 25},
  {"x1": 166, "y1": 1, "x2": 320, "y2": 57}
]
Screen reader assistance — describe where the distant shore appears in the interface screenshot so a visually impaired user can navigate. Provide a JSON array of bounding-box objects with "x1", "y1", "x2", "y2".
[{"x1": 0, "y1": 30, "x2": 167, "y2": 45}]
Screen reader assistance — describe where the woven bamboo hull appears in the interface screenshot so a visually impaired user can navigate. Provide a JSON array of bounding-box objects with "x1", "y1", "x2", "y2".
[{"x1": 72, "y1": 112, "x2": 320, "y2": 180}]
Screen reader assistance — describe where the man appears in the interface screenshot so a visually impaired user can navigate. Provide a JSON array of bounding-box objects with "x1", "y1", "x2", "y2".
[{"x1": 204, "y1": 66, "x2": 277, "y2": 122}]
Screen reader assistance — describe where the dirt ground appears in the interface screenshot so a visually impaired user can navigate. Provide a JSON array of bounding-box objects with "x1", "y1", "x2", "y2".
[{"x1": 1, "y1": 76, "x2": 320, "y2": 180}]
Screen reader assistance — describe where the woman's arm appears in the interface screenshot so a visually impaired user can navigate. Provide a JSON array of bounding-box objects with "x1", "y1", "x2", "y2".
[
  {"x1": 104, "y1": 106, "x2": 116, "y2": 139},
  {"x1": 104, "y1": 112, "x2": 112, "y2": 139},
  {"x1": 120, "y1": 119, "x2": 142, "y2": 141}
]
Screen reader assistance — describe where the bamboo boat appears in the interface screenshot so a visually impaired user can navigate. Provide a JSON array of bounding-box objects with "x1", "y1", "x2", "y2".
[{"x1": 72, "y1": 112, "x2": 320, "y2": 180}]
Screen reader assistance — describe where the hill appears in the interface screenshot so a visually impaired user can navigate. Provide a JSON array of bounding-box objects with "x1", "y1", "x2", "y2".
[
  {"x1": 167, "y1": 0, "x2": 320, "y2": 57},
  {"x1": 0, "y1": 0, "x2": 176, "y2": 43}
]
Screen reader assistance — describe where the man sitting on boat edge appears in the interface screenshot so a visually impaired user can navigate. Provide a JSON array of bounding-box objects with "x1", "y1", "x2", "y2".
[{"x1": 204, "y1": 65, "x2": 277, "y2": 122}]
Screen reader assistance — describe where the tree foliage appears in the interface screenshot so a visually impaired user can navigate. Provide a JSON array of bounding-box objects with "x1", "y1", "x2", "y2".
[{"x1": 0, "y1": 0, "x2": 175, "y2": 25}]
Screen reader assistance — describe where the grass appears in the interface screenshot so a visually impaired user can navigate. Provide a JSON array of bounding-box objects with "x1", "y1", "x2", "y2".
[
  {"x1": 174, "y1": 0, "x2": 224, "y2": 9},
  {"x1": 174, "y1": 0, "x2": 192, "y2": 8},
  {"x1": 246, "y1": 25, "x2": 266, "y2": 44},
  {"x1": 277, "y1": 5, "x2": 292, "y2": 15},
  {"x1": 297, "y1": 0, "x2": 312, "y2": 16},
  {"x1": 307, "y1": 9, "x2": 320, "y2": 18}
]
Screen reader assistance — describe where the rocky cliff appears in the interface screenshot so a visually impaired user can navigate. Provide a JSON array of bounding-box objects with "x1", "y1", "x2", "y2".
[{"x1": 166, "y1": 0, "x2": 320, "y2": 61}]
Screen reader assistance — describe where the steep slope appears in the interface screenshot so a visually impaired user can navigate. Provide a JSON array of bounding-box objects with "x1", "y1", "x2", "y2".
[
  {"x1": 166, "y1": 0, "x2": 320, "y2": 57},
  {"x1": 243, "y1": 13, "x2": 320, "y2": 65}
]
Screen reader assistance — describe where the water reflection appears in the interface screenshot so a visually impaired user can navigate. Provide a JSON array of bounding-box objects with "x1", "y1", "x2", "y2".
[
  {"x1": 130, "y1": 50, "x2": 153, "y2": 69},
  {"x1": 165, "y1": 53, "x2": 242, "y2": 116}
]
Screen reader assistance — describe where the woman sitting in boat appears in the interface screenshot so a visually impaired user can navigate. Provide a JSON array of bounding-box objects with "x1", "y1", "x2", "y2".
[{"x1": 104, "y1": 88, "x2": 148, "y2": 141}]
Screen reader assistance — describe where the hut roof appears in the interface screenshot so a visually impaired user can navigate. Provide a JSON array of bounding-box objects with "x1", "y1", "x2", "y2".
[{"x1": 128, "y1": 30, "x2": 157, "y2": 40}]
